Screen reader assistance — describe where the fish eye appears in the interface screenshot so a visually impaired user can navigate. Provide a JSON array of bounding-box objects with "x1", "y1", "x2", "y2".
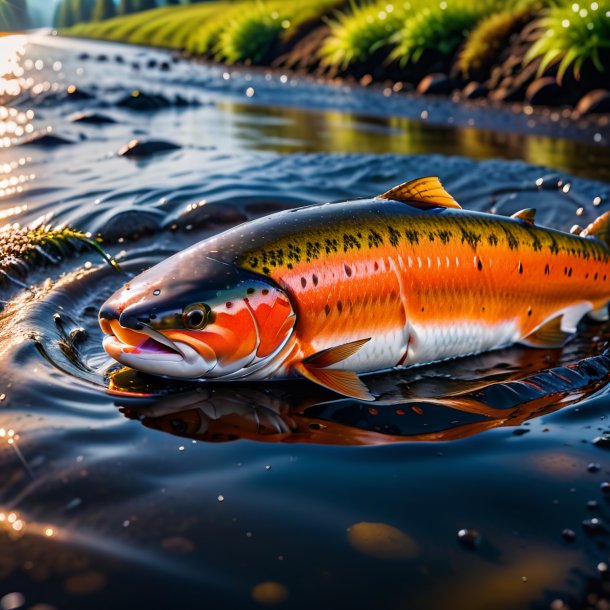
[{"x1": 182, "y1": 303, "x2": 210, "y2": 330}]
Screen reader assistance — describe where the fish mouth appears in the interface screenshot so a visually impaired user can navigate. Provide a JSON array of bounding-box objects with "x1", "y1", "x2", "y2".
[{"x1": 102, "y1": 320, "x2": 185, "y2": 362}]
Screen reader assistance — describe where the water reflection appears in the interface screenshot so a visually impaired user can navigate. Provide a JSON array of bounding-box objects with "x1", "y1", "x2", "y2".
[
  {"x1": 0, "y1": 35, "x2": 26, "y2": 98},
  {"x1": 111, "y1": 343, "x2": 610, "y2": 446}
]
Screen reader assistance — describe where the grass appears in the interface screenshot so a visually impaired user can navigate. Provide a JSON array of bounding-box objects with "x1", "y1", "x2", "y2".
[
  {"x1": 390, "y1": 1, "x2": 499, "y2": 67},
  {"x1": 320, "y1": 1, "x2": 414, "y2": 69},
  {"x1": 525, "y1": 0, "x2": 610, "y2": 81},
  {"x1": 457, "y1": 4, "x2": 532, "y2": 77},
  {"x1": 0, "y1": 225, "x2": 119, "y2": 281},
  {"x1": 68, "y1": 0, "x2": 343, "y2": 62}
]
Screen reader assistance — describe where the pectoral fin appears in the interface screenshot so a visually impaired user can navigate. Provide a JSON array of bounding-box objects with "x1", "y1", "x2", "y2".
[
  {"x1": 297, "y1": 338, "x2": 375, "y2": 401},
  {"x1": 297, "y1": 365, "x2": 375, "y2": 402},
  {"x1": 520, "y1": 315, "x2": 572, "y2": 348}
]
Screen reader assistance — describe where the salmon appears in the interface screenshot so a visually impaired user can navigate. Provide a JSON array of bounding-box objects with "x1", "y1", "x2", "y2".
[{"x1": 99, "y1": 177, "x2": 610, "y2": 401}]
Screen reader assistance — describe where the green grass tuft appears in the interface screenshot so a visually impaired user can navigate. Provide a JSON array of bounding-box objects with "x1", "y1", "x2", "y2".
[
  {"x1": 390, "y1": 1, "x2": 499, "y2": 67},
  {"x1": 457, "y1": 5, "x2": 532, "y2": 77},
  {"x1": 525, "y1": 0, "x2": 610, "y2": 82},
  {"x1": 320, "y1": 1, "x2": 412, "y2": 69}
]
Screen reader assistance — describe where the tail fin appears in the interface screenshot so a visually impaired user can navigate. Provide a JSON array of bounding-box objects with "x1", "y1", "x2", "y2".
[{"x1": 582, "y1": 211, "x2": 610, "y2": 246}]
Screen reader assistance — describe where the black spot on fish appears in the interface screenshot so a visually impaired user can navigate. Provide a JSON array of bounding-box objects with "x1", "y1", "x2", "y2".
[
  {"x1": 548, "y1": 234, "x2": 559, "y2": 255},
  {"x1": 477, "y1": 259, "x2": 483, "y2": 271},
  {"x1": 287, "y1": 243, "x2": 301, "y2": 263},
  {"x1": 249, "y1": 257, "x2": 259, "y2": 268},
  {"x1": 306, "y1": 241, "x2": 321, "y2": 262},
  {"x1": 528, "y1": 307, "x2": 532, "y2": 316},
  {"x1": 324, "y1": 238, "x2": 339, "y2": 255},
  {"x1": 405, "y1": 229, "x2": 420, "y2": 245},
  {"x1": 595, "y1": 272, "x2": 599, "y2": 280},
  {"x1": 312, "y1": 273, "x2": 319, "y2": 286},
  {"x1": 344, "y1": 264, "x2": 352, "y2": 277},
  {"x1": 287, "y1": 263, "x2": 293, "y2": 270},
  {"x1": 460, "y1": 227, "x2": 481, "y2": 250},
  {"x1": 262, "y1": 266, "x2": 270, "y2": 275},
  {"x1": 438, "y1": 230, "x2": 452, "y2": 245},
  {"x1": 500, "y1": 225, "x2": 519, "y2": 250},
  {"x1": 568, "y1": 268, "x2": 573, "y2": 277},
  {"x1": 324, "y1": 304, "x2": 330, "y2": 316},
  {"x1": 387, "y1": 226, "x2": 401, "y2": 247},
  {"x1": 342, "y1": 233, "x2": 361, "y2": 252},
  {"x1": 428, "y1": 232, "x2": 435, "y2": 242},
  {"x1": 368, "y1": 229, "x2": 384, "y2": 248},
  {"x1": 518, "y1": 262, "x2": 523, "y2": 274},
  {"x1": 337, "y1": 301, "x2": 343, "y2": 313},
  {"x1": 544, "y1": 263, "x2": 550, "y2": 275},
  {"x1": 247, "y1": 287, "x2": 255, "y2": 295},
  {"x1": 487, "y1": 234, "x2": 499, "y2": 247},
  {"x1": 301, "y1": 277, "x2": 307, "y2": 288},
  {"x1": 374, "y1": 261, "x2": 379, "y2": 271}
]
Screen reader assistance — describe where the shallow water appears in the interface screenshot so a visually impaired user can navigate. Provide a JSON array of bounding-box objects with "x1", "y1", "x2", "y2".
[{"x1": 2, "y1": 34, "x2": 610, "y2": 610}]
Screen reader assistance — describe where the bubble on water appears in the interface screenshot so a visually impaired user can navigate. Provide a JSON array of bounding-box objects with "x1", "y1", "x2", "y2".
[
  {"x1": 593, "y1": 435, "x2": 610, "y2": 448},
  {"x1": 153, "y1": 289, "x2": 160, "y2": 296},
  {"x1": 561, "y1": 528, "x2": 576, "y2": 541},
  {"x1": 587, "y1": 462, "x2": 601, "y2": 473},
  {"x1": 0, "y1": 592, "x2": 25, "y2": 610},
  {"x1": 601, "y1": 482, "x2": 610, "y2": 493},
  {"x1": 457, "y1": 528, "x2": 481, "y2": 548},
  {"x1": 218, "y1": 495, "x2": 224, "y2": 502},
  {"x1": 587, "y1": 500, "x2": 599, "y2": 509},
  {"x1": 265, "y1": 464, "x2": 271, "y2": 471}
]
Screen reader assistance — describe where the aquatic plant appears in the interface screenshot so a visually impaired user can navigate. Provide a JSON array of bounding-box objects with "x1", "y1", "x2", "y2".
[
  {"x1": 320, "y1": 1, "x2": 411, "y2": 69},
  {"x1": 457, "y1": 5, "x2": 532, "y2": 77},
  {"x1": 525, "y1": 0, "x2": 610, "y2": 81},
  {"x1": 0, "y1": 225, "x2": 119, "y2": 285},
  {"x1": 390, "y1": 1, "x2": 497, "y2": 66}
]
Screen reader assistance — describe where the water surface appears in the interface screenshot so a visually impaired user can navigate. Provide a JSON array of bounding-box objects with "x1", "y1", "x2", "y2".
[{"x1": 1, "y1": 34, "x2": 610, "y2": 610}]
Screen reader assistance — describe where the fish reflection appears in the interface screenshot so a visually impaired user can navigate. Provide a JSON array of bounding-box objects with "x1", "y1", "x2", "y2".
[{"x1": 112, "y1": 346, "x2": 610, "y2": 446}]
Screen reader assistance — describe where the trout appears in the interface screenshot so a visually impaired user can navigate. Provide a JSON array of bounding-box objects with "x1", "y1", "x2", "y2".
[{"x1": 99, "y1": 177, "x2": 610, "y2": 401}]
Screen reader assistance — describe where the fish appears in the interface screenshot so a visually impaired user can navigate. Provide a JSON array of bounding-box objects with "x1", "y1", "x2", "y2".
[{"x1": 99, "y1": 176, "x2": 610, "y2": 402}]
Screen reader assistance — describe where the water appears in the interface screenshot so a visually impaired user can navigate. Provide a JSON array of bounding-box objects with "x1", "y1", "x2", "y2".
[{"x1": 2, "y1": 33, "x2": 610, "y2": 610}]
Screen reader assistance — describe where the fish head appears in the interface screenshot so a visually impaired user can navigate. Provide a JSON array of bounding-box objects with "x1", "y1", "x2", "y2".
[{"x1": 99, "y1": 254, "x2": 295, "y2": 379}]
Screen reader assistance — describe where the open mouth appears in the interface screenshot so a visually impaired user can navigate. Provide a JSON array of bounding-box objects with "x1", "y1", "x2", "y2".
[{"x1": 102, "y1": 320, "x2": 184, "y2": 362}]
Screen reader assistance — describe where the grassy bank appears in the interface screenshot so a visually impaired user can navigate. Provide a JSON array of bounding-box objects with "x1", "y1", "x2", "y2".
[{"x1": 66, "y1": 0, "x2": 610, "y2": 113}]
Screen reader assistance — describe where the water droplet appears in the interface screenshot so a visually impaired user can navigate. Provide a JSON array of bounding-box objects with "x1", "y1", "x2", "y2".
[
  {"x1": 153, "y1": 289, "x2": 160, "y2": 296},
  {"x1": 593, "y1": 196, "x2": 602, "y2": 206},
  {"x1": 599, "y1": 562, "x2": 608, "y2": 573},
  {"x1": 246, "y1": 87, "x2": 255, "y2": 98},
  {"x1": 561, "y1": 528, "x2": 576, "y2": 541},
  {"x1": 217, "y1": 495, "x2": 224, "y2": 502},
  {"x1": 265, "y1": 464, "x2": 272, "y2": 471},
  {"x1": 457, "y1": 528, "x2": 481, "y2": 548},
  {"x1": 0, "y1": 592, "x2": 25, "y2": 610},
  {"x1": 601, "y1": 482, "x2": 610, "y2": 493}
]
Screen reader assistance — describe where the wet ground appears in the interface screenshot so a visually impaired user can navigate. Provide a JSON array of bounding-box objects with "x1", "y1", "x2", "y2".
[{"x1": 1, "y1": 33, "x2": 610, "y2": 610}]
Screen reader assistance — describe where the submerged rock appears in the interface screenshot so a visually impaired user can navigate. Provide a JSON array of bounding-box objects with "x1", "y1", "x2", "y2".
[
  {"x1": 18, "y1": 130, "x2": 74, "y2": 147},
  {"x1": 115, "y1": 90, "x2": 195, "y2": 110},
  {"x1": 117, "y1": 138, "x2": 181, "y2": 158},
  {"x1": 71, "y1": 111, "x2": 117, "y2": 125}
]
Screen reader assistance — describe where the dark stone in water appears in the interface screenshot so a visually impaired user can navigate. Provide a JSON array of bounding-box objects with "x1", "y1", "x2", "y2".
[
  {"x1": 582, "y1": 517, "x2": 606, "y2": 535},
  {"x1": 97, "y1": 54, "x2": 108, "y2": 62},
  {"x1": 462, "y1": 81, "x2": 488, "y2": 100},
  {"x1": 71, "y1": 111, "x2": 117, "y2": 125},
  {"x1": 417, "y1": 73, "x2": 455, "y2": 96},
  {"x1": 576, "y1": 89, "x2": 610, "y2": 116},
  {"x1": 588, "y1": 462, "x2": 602, "y2": 473},
  {"x1": 66, "y1": 86, "x2": 94, "y2": 101},
  {"x1": 117, "y1": 138, "x2": 181, "y2": 158},
  {"x1": 77, "y1": 52, "x2": 90, "y2": 60},
  {"x1": 159, "y1": 61, "x2": 171, "y2": 72},
  {"x1": 19, "y1": 131, "x2": 73, "y2": 147},
  {"x1": 525, "y1": 77, "x2": 562, "y2": 106},
  {"x1": 116, "y1": 90, "x2": 172, "y2": 111},
  {"x1": 601, "y1": 482, "x2": 610, "y2": 493},
  {"x1": 115, "y1": 55, "x2": 124, "y2": 64},
  {"x1": 147, "y1": 58, "x2": 158, "y2": 69},
  {"x1": 593, "y1": 435, "x2": 610, "y2": 449},
  {"x1": 512, "y1": 428, "x2": 529, "y2": 436}
]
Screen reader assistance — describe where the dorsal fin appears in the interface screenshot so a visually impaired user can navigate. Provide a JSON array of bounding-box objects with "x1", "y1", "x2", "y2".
[
  {"x1": 582, "y1": 211, "x2": 610, "y2": 246},
  {"x1": 511, "y1": 208, "x2": 536, "y2": 224},
  {"x1": 377, "y1": 177, "x2": 461, "y2": 209}
]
